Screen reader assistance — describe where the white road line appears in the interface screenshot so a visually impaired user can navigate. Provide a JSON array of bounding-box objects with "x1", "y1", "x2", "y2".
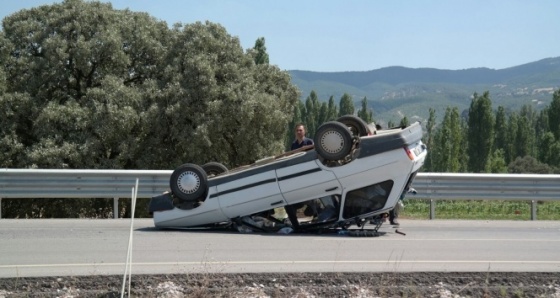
[
  {"x1": 2, "y1": 260, "x2": 560, "y2": 269},
  {"x1": 316, "y1": 238, "x2": 560, "y2": 241}
]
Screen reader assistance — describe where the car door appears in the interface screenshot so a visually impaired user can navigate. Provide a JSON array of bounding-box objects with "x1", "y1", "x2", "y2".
[
  {"x1": 276, "y1": 160, "x2": 342, "y2": 204},
  {"x1": 216, "y1": 169, "x2": 286, "y2": 219}
]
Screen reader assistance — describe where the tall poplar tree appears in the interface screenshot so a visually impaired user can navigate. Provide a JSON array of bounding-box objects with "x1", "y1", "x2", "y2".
[
  {"x1": 494, "y1": 106, "x2": 508, "y2": 161},
  {"x1": 467, "y1": 91, "x2": 494, "y2": 172},
  {"x1": 304, "y1": 91, "x2": 321, "y2": 137},
  {"x1": 357, "y1": 96, "x2": 373, "y2": 123},
  {"x1": 338, "y1": 93, "x2": 354, "y2": 116},
  {"x1": 535, "y1": 108, "x2": 550, "y2": 161},
  {"x1": 432, "y1": 107, "x2": 464, "y2": 172},
  {"x1": 423, "y1": 108, "x2": 437, "y2": 171},
  {"x1": 507, "y1": 112, "x2": 519, "y2": 162},
  {"x1": 399, "y1": 116, "x2": 409, "y2": 127},
  {"x1": 317, "y1": 102, "x2": 329, "y2": 126},
  {"x1": 327, "y1": 96, "x2": 338, "y2": 121},
  {"x1": 548, "y1": 89, "x2": 560, "y2": 140},
  {"x1": 252, "y1": 37, "x2": 269, "y2": 65},
  {"x1": 518, "y1": 105, "x2": 537, "y2": 157}
]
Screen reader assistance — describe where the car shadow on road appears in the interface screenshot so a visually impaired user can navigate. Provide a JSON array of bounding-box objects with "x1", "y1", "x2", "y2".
[{"x1": 135, "y1": 226, "x2": 388, "y2": 238}]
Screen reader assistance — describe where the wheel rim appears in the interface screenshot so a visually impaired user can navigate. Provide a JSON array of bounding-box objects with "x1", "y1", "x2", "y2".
[
  {"x1": 320, "y1": 130, "x2": 345, "y2": 154},
  {"x1": 177, "y1": 171, "x2": 200, "y2": 194}
]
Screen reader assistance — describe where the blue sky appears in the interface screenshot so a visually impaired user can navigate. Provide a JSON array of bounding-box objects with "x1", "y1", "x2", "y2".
[{"x1": 2, "y1": 0, "x2": 559, "y2": 72}]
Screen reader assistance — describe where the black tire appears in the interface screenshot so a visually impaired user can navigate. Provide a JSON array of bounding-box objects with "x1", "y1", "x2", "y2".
[
  {"x1": 202, "y1": 162, "x2": 228, "y2": 177},
  {"x1": 313, "y1": 121, "x2": 353, "y2": 161},
  {"x1": 337, "y1": 115, "x2": 371, "y2": 137},
  {"x1": 170, "y1": 163, "x2": 208, "y2": 202}
]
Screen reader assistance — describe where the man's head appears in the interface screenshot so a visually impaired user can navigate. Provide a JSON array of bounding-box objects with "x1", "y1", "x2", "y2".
[{"x1": 295, "y1": 123, "x2": 306, "y2": 140}]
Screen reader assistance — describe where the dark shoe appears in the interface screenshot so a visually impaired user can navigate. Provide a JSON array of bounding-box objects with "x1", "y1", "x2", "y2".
[{"x1": 390, "y1": 219, "x2": 400, "y2": 226}]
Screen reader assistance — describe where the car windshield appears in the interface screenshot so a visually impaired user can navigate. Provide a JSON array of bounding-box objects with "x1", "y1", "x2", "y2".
[{"x1": 342, "y1": 180, "x2": 394, "y2": 219}]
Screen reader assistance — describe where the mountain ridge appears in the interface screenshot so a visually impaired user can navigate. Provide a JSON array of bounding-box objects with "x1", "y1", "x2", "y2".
[{"x1": 288, "y1": 57, "x2": 560, "y2": 124}]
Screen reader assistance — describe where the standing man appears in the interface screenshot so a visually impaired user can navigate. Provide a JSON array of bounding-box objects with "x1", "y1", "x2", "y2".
[
  {"x1": 291, "y1": 123, "x2": 314, "y2": 150},
  {"x1": 389, "y1": 187, "x2": 417, "y2": 226}
]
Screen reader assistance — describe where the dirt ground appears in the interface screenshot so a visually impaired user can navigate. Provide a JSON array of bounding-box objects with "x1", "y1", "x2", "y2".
[{"x1": 1, "y1": 272, "x2": 559, "y2": 297}]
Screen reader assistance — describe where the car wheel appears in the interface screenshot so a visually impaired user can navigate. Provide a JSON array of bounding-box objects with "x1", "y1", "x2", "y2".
[
  {"x1": 202, "y1": 162, "x2": 228, "y2": 177},
  {"x1": 314, "y1": 121, "x2": 353, "y2": 161},
  {"x1": 170, "y1": 163, "x2": 208, "y2": 202},
  {"x1": 337, "y1": 115, "x2": 371, "y2": 137}
]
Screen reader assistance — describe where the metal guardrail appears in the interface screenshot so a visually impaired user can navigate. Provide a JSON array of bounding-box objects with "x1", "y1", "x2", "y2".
[
  {"x1": 412, "y1": 173, "x2": 560, "y2": 220},
  {"x1": 0, "y1": 169, "x2": 171, "y2": 219},
  {"x1": 1, "y1": 169, "x2": 559, "y2": 219}
]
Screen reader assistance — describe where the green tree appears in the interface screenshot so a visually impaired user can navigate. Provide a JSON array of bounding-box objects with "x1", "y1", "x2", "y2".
[
  {"x1": 467, "y1": 91, "x2": 494, "y2": 172},
  {"x1": 493, "y1": 106, "x2": 509, "y2": 162},
  {"x1": 338, "y1": 93, "x2": 354, "y2": 116},
  {"x1": 0, "y1": 53, "x2": 31, "y2": 167},
  {"x1": 357, "y1": 97, "x2": 373, "y2": 123},
  {"x1": 0, "y1": 1, "x2": 299, "y2": 217},
  {"x1": 317, "y1": 102, "x2": 329, "y2": 127},
  {"x1": 519, "y1": 104, "x2": 537, "y2": 157},
  {"x1": 506, "y1": 112, "x2": 519, "y2": 163},
  {"x1": 535, "y1": 108, "x2": 550, "y2": 163},
  {"x1": 326, "y1": 96, "x2": 338, "y2": 121},
  {"x1": 141, "y1": 21, "x2": 298, "y2": 168},
  {"x1": 251, "y1": 37, "x2": 269, "y2": 65},
  {"x1": 514, "y1": 112, "x2": 533, "y2": 158},
  {"x1": 304, "y1": 90, "x2": 321, "y2": 138},
  {"x1": 0, "y1": 0, "x2": 170, "y2": 169},
  {"x1": 485, "y1": 149, "x2": 508, "y2": 173},
  {"x1": 508, "y1": 156, "x2": 553, "y2": 174},
  {"x1": 538, "y1": 132, "x2": 555, "y2": 164},
  {"x1": 548, "y1": 89, "x2": 560, "y2": 140},
  {"x1": 538, "y1": 132, "x2": 560, "y2": 170},
  {"x1": 431, "y1": 107, "x2": 464, "y2": 172},
  {"x1": 423, "y1": 108, "x2": 437, "y2": 171},
  {"x1": 399, "y1": 116, "x2": 409, "y2": 127}
]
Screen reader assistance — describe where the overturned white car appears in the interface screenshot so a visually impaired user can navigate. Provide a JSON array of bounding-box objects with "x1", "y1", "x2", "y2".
[{"x1": 149, "y1": 116, "x2": 427, "y2": 235}]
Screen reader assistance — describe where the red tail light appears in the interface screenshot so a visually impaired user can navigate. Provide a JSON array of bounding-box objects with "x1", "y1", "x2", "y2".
[{"x1": 404, "y1": 147, "x2": 415, "y2": 160}]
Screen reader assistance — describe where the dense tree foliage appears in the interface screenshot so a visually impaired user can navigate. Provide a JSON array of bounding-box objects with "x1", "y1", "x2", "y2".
[
  {"x1": 549, "y1": 90, "x2": 560, "y2": 139},
  {"x1": 467, "y1": 92, "x2": 494, "y2": 172},
  {"x1": 251, "y1": 37, "x2": 269, "y2": 65},
  {"x1": 425, "y1": 91, "x2": 560, "y2": 174},
  {"x1": 338, "y1": 93, "x2": 355, "y2": 117},
  {"x1": 283, "y1": 92, "x2": 382, "y2": 147},
  {"x1": 0, "y1": 0, "x2": 298, "y2": 217},
  {"x1": 357, "y1": 97, "x2": 373, "y2": 124},
  {"x1": 423, "y1": 108, "x2": 437, "y2": 171},
  {"x1": 430, "y1": 107, "x2": 465, "y2": 172},
  {"x1": 0, "y1": 0, "x2": 297, "y2": 171}
]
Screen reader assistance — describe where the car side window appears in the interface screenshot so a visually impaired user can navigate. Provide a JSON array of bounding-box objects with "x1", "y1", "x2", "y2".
[
  {"x1": 343, "y1": 180, "x2": 394, "y2": 219},
  {"x1": 291, "y1": 195, "x2": 341, "y2": 225}
]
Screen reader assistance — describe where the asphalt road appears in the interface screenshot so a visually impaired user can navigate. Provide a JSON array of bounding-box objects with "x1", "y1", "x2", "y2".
[{"x1": 1, "y1": 219, "x2": 559, "y2": 278}]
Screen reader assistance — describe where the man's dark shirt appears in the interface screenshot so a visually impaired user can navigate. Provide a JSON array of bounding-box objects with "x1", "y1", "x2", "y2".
[{"x1": 291, "y1": 137, "x2": 314, "y2": 150}]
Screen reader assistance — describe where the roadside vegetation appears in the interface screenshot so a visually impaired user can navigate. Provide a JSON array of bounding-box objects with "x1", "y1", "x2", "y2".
[{"x1": 402, "y1": 200, "x2": 560, "y2": 220}]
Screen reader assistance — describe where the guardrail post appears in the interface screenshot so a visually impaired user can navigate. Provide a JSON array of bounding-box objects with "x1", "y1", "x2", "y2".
[
  {"x1": 531, "y1": 200, "x2": 537, "y2": 221},
  {"x1": 0, "y1": 198, "x2": 2, "y2": 219},
  {"x1": 113, "y1": 197, "x2": 119, "y2": 219},
  {"x1": 429, "y1": 199, "x2": 435, "y2": 220}
]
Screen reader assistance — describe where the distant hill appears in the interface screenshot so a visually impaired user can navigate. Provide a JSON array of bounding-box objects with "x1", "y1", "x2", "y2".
[{"x1": 288, "y1": 57, "x2": 560, "y2": 125}]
